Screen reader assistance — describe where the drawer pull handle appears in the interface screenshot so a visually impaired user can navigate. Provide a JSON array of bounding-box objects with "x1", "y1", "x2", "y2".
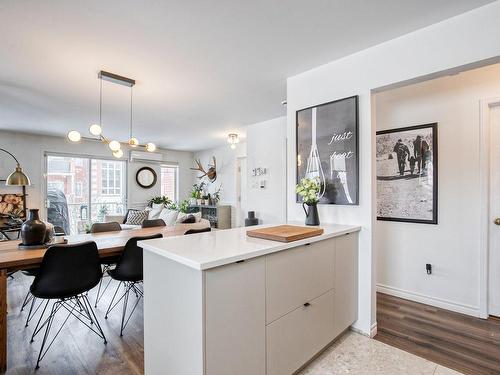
[
  {"x1": 303, "y1": 302, "x2": 311, "y2": 307},
  {"x1": 235, "y1": 260, "x2": 245, "y2": 264}
]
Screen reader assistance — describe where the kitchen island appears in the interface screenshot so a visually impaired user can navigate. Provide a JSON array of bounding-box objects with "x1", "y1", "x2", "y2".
[{"x1": 139, "y1": 224, "x2": 360, "y2": 375}]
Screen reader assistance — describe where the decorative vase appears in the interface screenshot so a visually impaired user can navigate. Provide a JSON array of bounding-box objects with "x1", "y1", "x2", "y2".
[
  {"x1": 204, "y1": 199, "x2": 210, "y2": 205},
  {"x1": 196, "y1": 199, "x2": 202, "y2": 205},
  {"x1": 302, "y1": 202, "x2": 320, "y2": 226},
  {"x1": 189, "y1": 198, "x2": 197, "y2": 205},
  {"x1": 21, "y1": 209, "x2": 47, "y2": 246},
  {"x1": 245, "y1": 211, "x2": 259, "y2": 227}
]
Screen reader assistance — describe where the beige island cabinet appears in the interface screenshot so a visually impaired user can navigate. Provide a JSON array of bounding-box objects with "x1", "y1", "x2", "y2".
[{"x1": 140, "y1": 224, "x2": 360, "y2": 375}]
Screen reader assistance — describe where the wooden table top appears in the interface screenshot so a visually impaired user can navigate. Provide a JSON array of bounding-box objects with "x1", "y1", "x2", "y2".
[{"x1": 0, "y1": 226, "x2": 186, "y2": 271}]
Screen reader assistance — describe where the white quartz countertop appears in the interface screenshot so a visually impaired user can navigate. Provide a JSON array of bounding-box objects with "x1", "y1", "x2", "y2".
[{"x1": 139, "y1": 223, "x2": 361, "y2": 270}]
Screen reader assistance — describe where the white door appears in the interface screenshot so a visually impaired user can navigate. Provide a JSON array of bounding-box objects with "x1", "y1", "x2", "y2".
[
  {"x1": 489, "y1": 103, "x2": 500, "y2": 317},
  {"x1": 236, "y1": 157, "x2": 247, "y2": 227}
]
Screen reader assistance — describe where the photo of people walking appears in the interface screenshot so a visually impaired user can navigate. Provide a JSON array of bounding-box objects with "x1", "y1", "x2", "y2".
[{"x1": 376, "y1": 123, "x2": 437, "y2": 224}]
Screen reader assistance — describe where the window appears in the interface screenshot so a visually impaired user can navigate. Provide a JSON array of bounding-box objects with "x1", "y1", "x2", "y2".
[
  {"x1": 161, "y1": 165, "x2": 178, "y2": 202},
  {"x1": 46, "y1": 154, "x2": 126, "y2": 235},
  {"x1": 101, "y1": 161, "x2": 123, "y2": 195}
]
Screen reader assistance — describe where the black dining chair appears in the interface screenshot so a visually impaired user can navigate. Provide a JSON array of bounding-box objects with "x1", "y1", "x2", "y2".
[
  {"x1": 184, "y1": 227, "x2": 212, "y2": 235},
  {"x1": 29, "y1": 241, "x2": 107, "y2": 369},
  {"x1": 141, "y1": 219, "x2": 166, "y2": 228},
  {"x1": 21, "y1": 226, "x2": 67, "y2": 328},
  {"x1": 90, "y1": 222, "x2": 121, "y2": 233},
  {"x1": 104, "y1": 233, "x2": 163, "y2": 336},
  {"x1": 91, "y1": 222, "x2": 122, "y2": 307}
]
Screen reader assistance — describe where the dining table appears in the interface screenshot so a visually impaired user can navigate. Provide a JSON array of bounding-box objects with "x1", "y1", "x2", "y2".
[{"x1": 0, "y1": 225, "x2": 185, "y2": 372}]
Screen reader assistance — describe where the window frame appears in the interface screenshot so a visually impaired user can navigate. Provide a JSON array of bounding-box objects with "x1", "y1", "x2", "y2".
[
  {"x1": 160, "y1": 164, "x2": 179, "y2": 202},
  {"x1": 101, "y1": 160, "x2": 123, "y2": 196},
  {"x1": 44, "y1": 152, "x2": 128, "y2": 232}
]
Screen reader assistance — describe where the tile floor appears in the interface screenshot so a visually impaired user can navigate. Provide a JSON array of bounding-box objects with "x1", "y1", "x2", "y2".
[{"x1": 300, "y1": 331, "x2": 463, "y2": 375}]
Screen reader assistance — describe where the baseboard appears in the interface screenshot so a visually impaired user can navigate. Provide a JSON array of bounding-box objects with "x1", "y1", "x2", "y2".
[
  {"x1": 370, "y1": 322, "x2": 378, "y2": 338},
  {"x1": 377, "y1": 284, "x2": 480, "y2": 317}
]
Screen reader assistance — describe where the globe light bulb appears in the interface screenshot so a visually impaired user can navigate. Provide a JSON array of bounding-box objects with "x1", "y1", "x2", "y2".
[
  {"x1": 230, "y1": 143, "x2": 236, "y2": 150},
  {"x1": 108, "y1": 140, "x2": 121, "y2": 152},
  {"x1": 113, "y1": 149, "x2": 124, "y2": 158},
  {"x1": 67, "y1": 130, "x2": 81, "y2": 142},
  {"x1": 128, "y1": 137, "x2": 139, "y2": 147},
  {"x1": 146, "y1": 142, "x2": 156, "y2": 152},
  {"x1": 89, "y1": 124, "x2": 102, "y2": 136}
]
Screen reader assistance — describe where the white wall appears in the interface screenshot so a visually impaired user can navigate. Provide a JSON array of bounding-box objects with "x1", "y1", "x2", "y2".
[
  {"x1": 246, "y1": 117, "x2": 287, "y2": 225},
  {"x1": 194, "y1": 116, "x2": 287, "y2": 227},
  {"x1": 194, "y1": 141, "x2": 247, "y2": 225},
  {"x1": 0, "y1": 130, "x2": 194, "y2": 218},
  {"x1": 286, "y1": 2, "x2": 500, "y2": 335},
  {"x1": 376, "y1": 63, "x2": 500, "y2": 316}
]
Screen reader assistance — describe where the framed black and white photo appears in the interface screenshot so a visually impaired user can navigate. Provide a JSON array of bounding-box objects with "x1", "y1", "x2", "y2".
[
  {"x1": 376, "y1": 123, "x2": 438, "y2": 224},
  {"x1": 296, "y1": 95, "x2": 359, "y2": 205}
]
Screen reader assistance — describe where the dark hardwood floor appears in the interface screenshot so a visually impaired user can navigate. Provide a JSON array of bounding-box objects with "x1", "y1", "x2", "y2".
[
  {"x1": 6, "y1": 272, "x2": 144, "y2": 374},
  {"x1": 376, "y1": 292, "x2": 500, "y2": 375}
]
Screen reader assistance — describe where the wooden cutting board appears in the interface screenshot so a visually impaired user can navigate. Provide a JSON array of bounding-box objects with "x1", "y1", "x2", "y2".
[{"x1": 246, "y1": 225, "x2": 324, "y2": 243}]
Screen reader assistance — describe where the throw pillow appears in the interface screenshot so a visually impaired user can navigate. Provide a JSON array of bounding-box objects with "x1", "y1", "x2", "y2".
[
  {"x1": 180, "y1": 214, "x2": 196, "y2": 224},
  {"x1": 192, "y1": 212, "x2": 202, "y2": 222},
  {"x1": 125, "y1": 210, "x2": 148, "y2": 225},
  {"x1": 159, "y1": 208, "x2": 178, "y2": 226},
  {"x1": 176, "y1": 211, "x2": 202, "y2": 224},
  {"x1": 148, "y1": 203, "x2": 164, "y2": 220}
]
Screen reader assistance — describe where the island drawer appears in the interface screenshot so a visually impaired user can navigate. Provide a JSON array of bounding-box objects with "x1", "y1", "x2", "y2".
[
  {"x1": 266, "y1": 238, "x2": 335, "y2": 323},
  {"x1": 266, "y1": 289, "x2": 335, "y2": 375}
]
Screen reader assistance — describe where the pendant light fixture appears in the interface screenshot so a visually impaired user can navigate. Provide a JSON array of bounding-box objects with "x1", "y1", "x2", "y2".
[
  {"x1": 227, "y1": 133, "x2": 239, "y2": 149},
  {"x1": 67, "y1": 71, "x2": 156, "y2": 158}
]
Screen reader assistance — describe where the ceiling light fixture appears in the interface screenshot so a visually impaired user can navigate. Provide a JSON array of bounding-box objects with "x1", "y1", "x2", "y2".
[
  {"x1": 67, "y1": 71, "x2": 156, "y2": 158},
  {"x1": 227, "y1": 133, "x2": 239, "y2": 149}
]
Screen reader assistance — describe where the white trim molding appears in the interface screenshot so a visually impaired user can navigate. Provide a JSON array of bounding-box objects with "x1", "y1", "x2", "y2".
[
  {"x1": 377, "y1": 284, "x2": 480, "y2": 317},
  {"x1": 479, "y1": 97, "x2": 500, "y2": 318}
]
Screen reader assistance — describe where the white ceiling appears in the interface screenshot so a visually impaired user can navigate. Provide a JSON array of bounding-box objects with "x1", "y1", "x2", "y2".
[{"x1": 0, "y1": 0, "x2": 494, "y2": 151}]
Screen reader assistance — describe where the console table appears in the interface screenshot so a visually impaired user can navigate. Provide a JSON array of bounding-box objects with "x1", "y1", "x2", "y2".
[{"x1": 187, "y1": 204, "x2": 231, "y2": 229}]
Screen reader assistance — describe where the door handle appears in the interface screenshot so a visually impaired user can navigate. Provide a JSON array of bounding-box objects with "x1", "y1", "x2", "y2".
[{"x1": 495, "y1": 218, "x2": 500, "y2": 226}]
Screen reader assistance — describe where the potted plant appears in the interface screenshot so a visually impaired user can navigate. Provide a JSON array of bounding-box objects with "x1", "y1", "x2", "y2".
[
  {"x1": 191, "y1": 182, "x2": 206, "y2": 205},
  {"x1": 203, "y1": 193, "x2": 210, "y2": 206},
  {"x1": 178, "y1": 199, "x2": 190, "y2": 213},
  {"x1": 212, "y1": 186, "x2": 221, "y2": 205},
  {"x1": 296, "y1": 177, "x2": 321, "y2": 226},
  {"x1": 189, "y1": 185, "x2": 198, "y2": 205},
  {"x1": 148, "y1": 196, "x2": 172, "y2": 207}
]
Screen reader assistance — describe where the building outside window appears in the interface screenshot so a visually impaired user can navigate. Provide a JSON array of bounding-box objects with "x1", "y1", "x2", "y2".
[
  {"x1": 46, "y1": 154, "x2": 126, "y2": 234},
  {"x1": 161, "y1": 165, "x2": 178, "y2": 202},
  {"x1": 101, "y1": 161, "x2": 122, "y2": 196}
]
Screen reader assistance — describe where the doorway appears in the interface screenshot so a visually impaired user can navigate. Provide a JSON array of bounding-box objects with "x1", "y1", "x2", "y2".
[
  {"x1": 487, "y1": 100, "x2": 500, "y2": 317},
  {"x1": 235, "y1": 157, "x2": 247, "y2": 227}
]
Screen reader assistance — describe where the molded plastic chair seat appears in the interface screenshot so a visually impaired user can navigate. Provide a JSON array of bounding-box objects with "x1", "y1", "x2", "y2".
[
  {"x1": 105, "y1": 233, "x2": 163, "y2": 335},
  {"x1": 30, "y1": 242, "x2": 102, "y2": 300},
  {"x1": 28, "y1": 241, "x2": 107, "y2": 369},
  {"x1": 184, "y1": 227, "x2": 212, "y2": 235},
  {"x1": 109, "y1": 233, "x2": 162, "y2": 282},
  {"x1": 141, "y1": 219, "x2": 166, "y2": 228},
  {"x1": 90, "y1": 222, "x2": 122, "y2": 234}
]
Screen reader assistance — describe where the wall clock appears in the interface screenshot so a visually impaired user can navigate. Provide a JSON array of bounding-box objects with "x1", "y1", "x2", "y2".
[{"x1": 136, "y1": 167, "x2": 157, "y2": 189}]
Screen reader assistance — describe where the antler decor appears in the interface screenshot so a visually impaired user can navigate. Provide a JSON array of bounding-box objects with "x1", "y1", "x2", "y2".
[{"x1": 191, "y1": 156, "x2": 217, "y2": 182}]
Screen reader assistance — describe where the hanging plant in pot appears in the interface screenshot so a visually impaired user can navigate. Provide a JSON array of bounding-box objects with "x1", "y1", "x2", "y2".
[{"x1": 296, "y1": 177, "x2": 321, "y2": 226}]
